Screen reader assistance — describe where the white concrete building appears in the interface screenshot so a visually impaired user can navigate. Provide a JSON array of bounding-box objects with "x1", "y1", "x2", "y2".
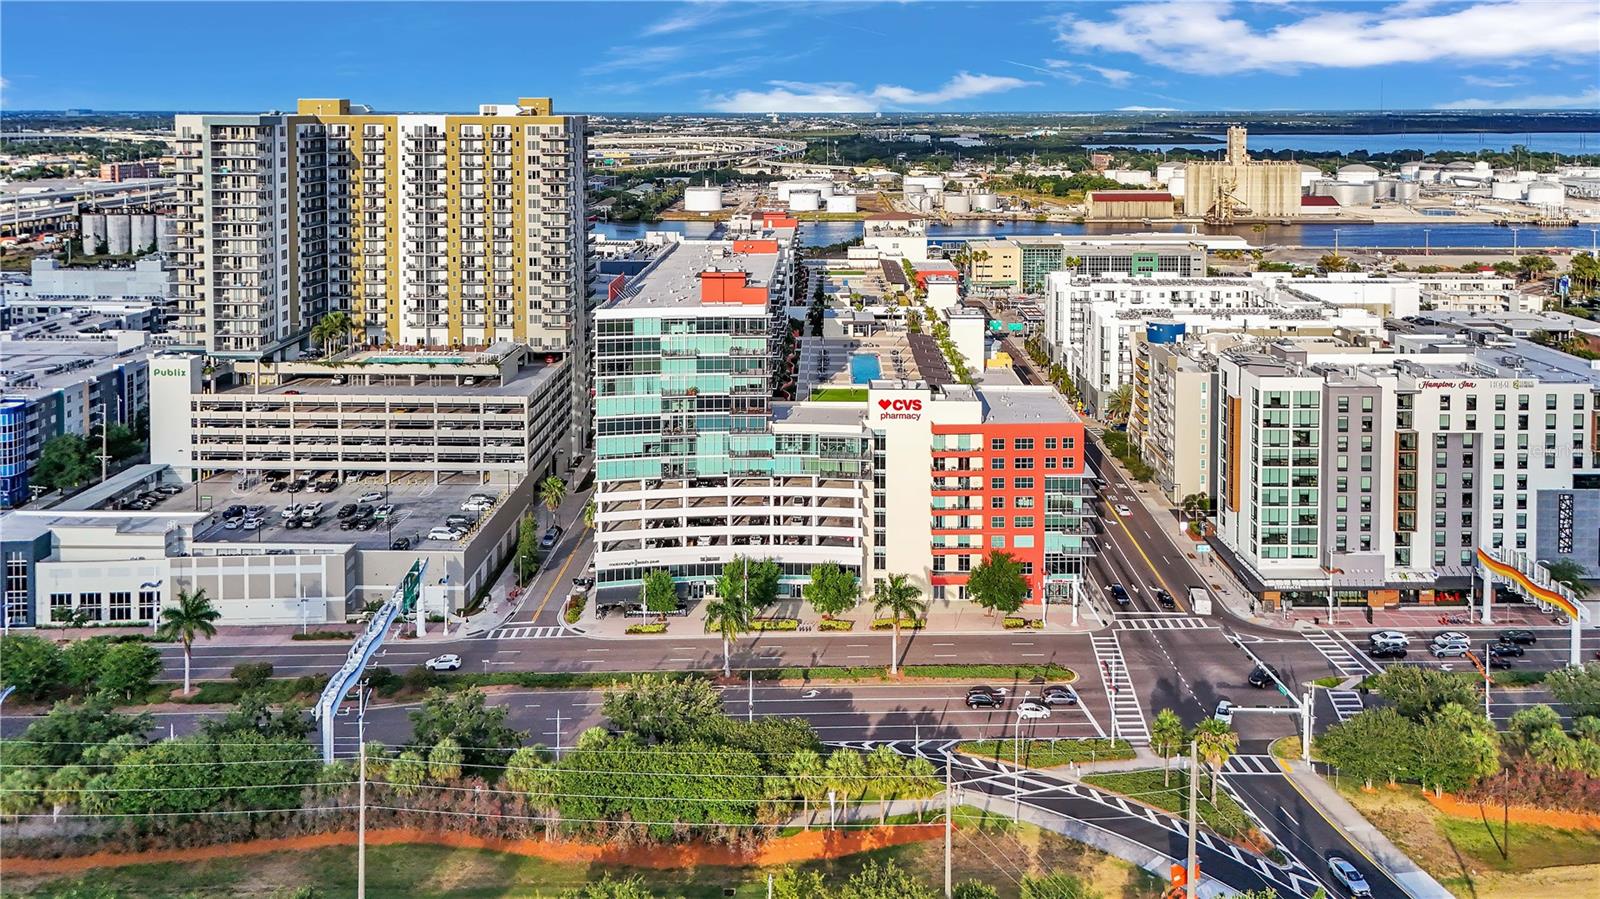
[{"x1": 861, "y1": 213, "x2": 929, "y2": 262}]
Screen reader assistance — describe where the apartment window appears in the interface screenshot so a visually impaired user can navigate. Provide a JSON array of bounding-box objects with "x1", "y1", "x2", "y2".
[
  {"x1": 1360, "y1": 476, "x2": 1372, "y2": 491},
  {"x1": 991, "y1": 496, "x2": 1006, "y2": 510},
  {"x1": 990, "y1": 437, "x2": 1006, "y2": 450},
  {"x1": 990, "y1": 477, "x2": 1006, "y2": 490},
  {"x1": 1045, "y1": 437, "x2": 1058, "y2": 449},
  {"x1": 77, "y1": 592, "x2": 103, "y2": 621},
  {"x1": 1014, "y1": 458, "x2": 1034, "y2": 470},
  {"x1": 1495, "y1": 395, "x2": 1506, "y2": 411},
  {"x1": 50, "y1": 592, "x2": 71, "y2": 621},
  {"x1": 1439, "y1": 415, "x2": 1451, "y2": 429},
  {"x1": 1014, "y1": 516, "x2": 1035, "y2": 529},
  {"x1": 1440, "y1": 395, "x2": 1452, "y2": 411},
  {"x1": 1576, "y1": 394, "x2": 1587, "y2": 410},
  {"x1": 1044, "y1": 457, "x2": 1057, "y2": 469},
  {"x1": 1337, "y1": 455, "x2": 1348, "y2": 471},
  {"x1": 1547, "y1": 394, "x2": 1559, "y2": 410},
  {"x1": 1015, "y1": 496, "x2": 1035, "y2": 509},
  {"x1": 1337, "y1": 437, "x2": 1349, "y2": 452},
  {"x1": 1337, "y1": 416, "x2": 1349, "y2": 433},
  {"x1": 1013, "y1": 477, "x2": 1034, "y2": 490},
  {"x1": 1063, "y1": 437, "x2": 1076, "y2": 450},
  {"x1": 109, "y1": 592, "x2": 133, "y2": 622},
  {"x1": 991, "y1": 535, "x2": 1006, "y2": 549},
  {"x1": 1014, "y1": 438, "x2": 1034, "y2": 451},
  {"x1": 990, "y1": 458, "x2": 1006, "y2": 470},
  {"x1": 990, "y1": 516, "x2": 1006, "y2": 529}
]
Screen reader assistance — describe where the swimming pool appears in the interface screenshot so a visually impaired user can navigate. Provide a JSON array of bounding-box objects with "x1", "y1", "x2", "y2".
[
  {"x1": 849, "y1": 353, "x2": 882, "y2": 384},
  {"x1": 365, "y1": 356, "x2": 466, "y2": 365}
]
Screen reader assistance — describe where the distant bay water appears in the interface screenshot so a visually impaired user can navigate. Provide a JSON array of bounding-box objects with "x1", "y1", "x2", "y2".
[
  {"x1": 594, "y1": 218, "x2": 1600, "y2": 251},
  {"x1": 1084, "y1": 131, "x2": 1600, "y2": 155}
]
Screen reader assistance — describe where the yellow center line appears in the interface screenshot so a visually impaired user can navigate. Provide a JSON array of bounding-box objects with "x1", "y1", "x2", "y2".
[
  {"x1": 1107, "y1": 484, "x2": 1187, "y2": 613},
  {"x1": 531, "y1": 539, "x2": 584, "y2": 623}
]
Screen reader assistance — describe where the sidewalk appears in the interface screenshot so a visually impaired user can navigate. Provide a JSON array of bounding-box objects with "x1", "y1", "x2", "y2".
[
  {"x1": 1278, "y1": 759, "x2": 1454, "y2": 899},
  {"x1": 576, "y1": 589, "x2": 1109, "y2": 640}
]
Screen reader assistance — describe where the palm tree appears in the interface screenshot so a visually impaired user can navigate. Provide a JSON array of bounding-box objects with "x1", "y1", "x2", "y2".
[
  {"x1": 538, "y1": 475, "x2": 567, "y2": 530},
  {"x1": 1150, "y1": 709, "x2": 1187, "y2": 787},
  {"x1": 872, "y1": 574, "x2": 926, "y2": 676},
  {"x1": 704, "y1": 586, "x2": 752, "y2": 678},
  {"x1": 1543, "y1": 558, "x2": 1590, "y2": 598},
  {"x1": 156, "y1": 587, "x2": 221, "y2": 695},
  {"x1": 1193, "y1": 720, "x2": 1239, "y2": 803},
  {"x1": 786, "y1": 748, "x2": 828, "y2": 829},
  {"x1": 581, "y1": 499, "x2": 596, "y2": 530}
]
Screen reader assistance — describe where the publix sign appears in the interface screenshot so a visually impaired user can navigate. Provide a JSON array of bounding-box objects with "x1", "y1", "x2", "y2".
[{"x1": 153, "y1": 366, "x2": 190, "y2": 378}]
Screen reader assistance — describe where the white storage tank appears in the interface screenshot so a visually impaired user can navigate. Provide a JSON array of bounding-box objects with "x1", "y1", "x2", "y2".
[
  {"x1": 903, "y1": 174, "x2": 945, "y2": 193},
  {"x1": 1300, "y1": 163, "x2": 1325, "y2": 189},
  {"x1": 684, "y1": 186, "x2": 724, "y2": 212},
  {"x1": 1329, "y1": 182, "x2": 1375, "y2": 207},
  {"x1": 1392, "y1": 181, "x2": 1419, "y2": 203},
  {"x1": 906, "y1": 193, "x2": 936, "y2": 213},
  {"x1": 1525, "y1": 183, "x2": 1565, "y2": 207},
  {"x1": 80, "y1": 213, "x2": 107, "y2": 253},
  {"x1": 1490, "y1": 180, "x2": 1527, "y2": 201},
  {"x1": 132, "y1": 214, "x2": 157, "y2": 253},
  {"x1": 1310, "y1": 179, "x2": 1336, "y2": 197},
  {"x1": 1399, "y1": 162, "x2": 1422, "y2": 179},
  {"x1": 1373, "y1": 180, "x2": 1396, "y2": 200},
  {"x1": 825, "y1": 192, "x2": 857, "y2": 213},
  {"x1": 105, "y1": 214, "x2": 132, "y2": 255},
  {"x1": 1167, "y1": 172, "x2": 1185, "y2": 198},
  {"x1": 156, "y1": 215, "x2": 177, "y2": 253},
  {"x1": 788, "y1": 189, "x2": 822, "y2": 212},
  {"x1": 971, "y1": 192, "x2": 1000, "y2": 212},
  {"x1": 1514, "y1": 170, "x2": 1538, "y2": 183},
  {"x1": 1336, "y1": 164, "x2": 1380, "y2": 185},
  {"x1": 942, "y1": 193, "x2": 972, "y2": 214},
  {"x1": 903, "y1": 181, "x2": 926, "y2": 196},
  {"x1": 1155, "y1": 161, "x2": 1182, "y2": 185},
  {"x1": 1473, "y1": 160, "x2": 1492, "y2": 175}
]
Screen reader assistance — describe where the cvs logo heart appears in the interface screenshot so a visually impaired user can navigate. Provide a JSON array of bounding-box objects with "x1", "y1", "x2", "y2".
[{"x1": 878, "y1": 399, "x2": 893, "y2": 410}]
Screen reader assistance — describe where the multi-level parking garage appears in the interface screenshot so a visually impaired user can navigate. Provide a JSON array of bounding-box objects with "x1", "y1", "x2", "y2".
[{"x1": 588, "y1": 134, "x2": 805, "y2": 172}]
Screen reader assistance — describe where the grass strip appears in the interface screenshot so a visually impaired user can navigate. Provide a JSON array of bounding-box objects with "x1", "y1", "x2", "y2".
[
  {"x1": 1083, "y1": 769, "x2": 1257, "y2": 842},
  {"x1": 957, "y1": 738, "x2": 1134, "y2": 768}
]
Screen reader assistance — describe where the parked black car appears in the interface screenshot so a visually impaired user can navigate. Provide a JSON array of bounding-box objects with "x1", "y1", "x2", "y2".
[{"x1": 336, "y1": 503, "x2": 358, "y2": 519}]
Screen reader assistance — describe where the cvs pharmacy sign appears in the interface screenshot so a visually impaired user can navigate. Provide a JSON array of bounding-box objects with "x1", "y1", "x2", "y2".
[{"x1": 876, "y1": 397, "x2": 923, "y2": 421}]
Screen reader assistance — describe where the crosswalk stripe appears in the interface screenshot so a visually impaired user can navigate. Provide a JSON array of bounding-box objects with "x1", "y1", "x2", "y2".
[
  {"x1": 1115, "y1": 616, "x2": 1215, "y2": 631},
  {"x1": 484, "y1": 625, "x2": 566, "y2": 640},
  {"x1": 1327, "y1": 689, "x2": 1365, "y2": 722},
  {"x1": 1304, "y1": 628, "x2": 1373, "y2": 678},
  {"x1": 1222, "y1": 754, "x2": 1280, "y2": 775},
  {"x1": 1090, "y1": 634, "x2": 1151, "y2": 745}
]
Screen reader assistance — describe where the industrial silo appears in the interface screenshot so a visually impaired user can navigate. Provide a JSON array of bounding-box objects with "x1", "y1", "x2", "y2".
[
  {"x1": 971, "y1": 192, "x2": 1000, "y2": 212},
  {"x1": 1310, "y1": 180, "x2": 1336, "y2": 197},
  {"x1": 1300, "y1": 164, "x2": 1325, "y2": 189},
  {"x1": 1335, "y1": 164, "x2": 1379, "y2": 185},
  {"x1": 1166, "y1": 172, "x2": 1185, "y2": 199},
  {"x1": 80, "y1": 213, "x2": 107, "y2": 253},
  {"x1": 1490, "y1": 180, "x2": 1527, "y2": 201},
  {"x1": 825, "y1": 192, "x2": 857, "y2": 213},
  {"x1": 903, "y1": 181, "x2": 926, "y2": 196},
  {"x1": 1329, "y1": 182, "x2": 1374, "y2": 207},
  {"x1": 132, "y1": 214, "x2": 157, "y2": 253},
  {"x1": 1156, "y1": 162, "x2": 1182, "y2": 185},
  {"x1": 1525, "y1": 183, "x2": 1565, "y2": 207},
  {"x1": 788, "y1": 189, "x2": 821, "y2": 212},
  {"x1": 904, "y1": 174, "x2": 945, "y2": 193},
  {"x1": 906, "y1": 193, "x2": 936, "y2": 213},
  {"x1": 684, "y1": 186, "x2": 724, "y2": 212},
  {"x1": 942, "y1": 193, "x2": 972, "y2": 214},
  {"x1": 156, "y1": 215, "x2": 177, "y2": 252},
  {"x1": 1373, "y1": 180, "x2": 1397, "y2": 200},
  {"x1": 1392, "y1": 181, "x2": 1419, "y2": 203},
  {"x1": 105, "y1": 214, "x2": 133, "y2": 255}
]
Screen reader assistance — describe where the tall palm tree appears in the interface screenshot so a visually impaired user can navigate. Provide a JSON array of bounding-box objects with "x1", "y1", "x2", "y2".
[
  {"x1": 785, "y1": 748, "x2": 827, "y2": 829},
  {"x1": 1193, "y1": 720, "x2": 1239, "y2": 803},
  {"x1": 704, "y1": 590, "x2": 751, "y2": 678},
  {"x1": 538, "y1": 475, "x2": 567, "y2": 530},
  {"x1": 581, "y1": 499, "x2": 596, "y2": 530},
  {"x1": 156, "y1": 587, "x2": 221, "y2": 695},
  {"x1": 872, "y1": 574, "x2": 926, "y2": 676}
]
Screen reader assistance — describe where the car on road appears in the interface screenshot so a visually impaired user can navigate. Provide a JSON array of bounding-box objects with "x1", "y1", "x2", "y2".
[
  {"x1": 966, "y1": 686, "x2": 1005, "y2": 709},
  {"x1": 1116, "y1": 504, "x2": 1133, "y2": 517},
  {"x1": 1432, "y1": 631, "x2": 1470, "y2": 645},
  {"x1": 1016, "y1": 700, "x2": 1051, "y2": 720},
  {"x1": 1497, "y1": 629, "x2": 1537, "y2": 645},
  {"x1": 1368, "y1": 630, "x2": 1410, "y2": 647},
  {"x1": 423, "y1": 654, "x2": 462, "y2": 671},
  {"x1": 1431, "y1": 643, "x2": 1470, "y2": 658},
  {"x1": 1154, "y1": 588, "x2": 1177, "y2": 611},
  {"x1": 540, "y1": 526, "x2": 563, "y2": 549},
  {"x1": 1488, "y1": 641, "x2": 1525, "y2": 657},
  {"x1": 1213, "y1": 700, "x2": 1236, "y2": 725},
  {"x1": 1326, "y1": 856, "x2": 1372, "y2": 897},
  {"x1": 1247, "y1": 664, "x2": 1280, "y2": 689},
  {"x1": 1368, "y1": 645, "x2": 1408, "y2": 660},
  {"x1": 1109, "y1": 584, "x2": 1131, "y2": 607},
  {"x1": 1041, "y1": 685, "x2": 1078, "y2": 706},
  {"x1": 358, "y1": 491, "x2": 384, "y2": 503}
]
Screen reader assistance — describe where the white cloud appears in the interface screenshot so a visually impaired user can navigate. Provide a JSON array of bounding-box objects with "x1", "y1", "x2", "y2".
[
  {"x1": 1057, "y1": 1, "x2": 1600, "y2": 74},
  {"x1": 1461, "y1": 74, "x2": 1529, "y2": 89},
  {"x1": 641, "y1": 2, "x2": 729, "y2": 37},
  {"x1": 1084, "y1": 65, "x2": 1134, "y2": 87},
  {"x1": 1437, "y1": 88, "x2": 1600, "y2": 109},
  {"x1": 705, "y1": 72, "x2": 1034, "y2": 113},
  {"x1": 582, "y1": 45, "x2": 688, "y2": 76}
]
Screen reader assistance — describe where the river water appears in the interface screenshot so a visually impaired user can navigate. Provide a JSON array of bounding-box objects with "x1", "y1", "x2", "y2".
[
  {"x1": 595, "y1": 218, "x2": 1600, "y2": 251},
  {"x1": 1085, "y1": 131, "x2": 1600, "y2": 155}
]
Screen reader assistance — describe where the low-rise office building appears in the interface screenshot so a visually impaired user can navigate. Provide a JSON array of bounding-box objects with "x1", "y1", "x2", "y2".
[
  {"x1": 0, "y1": 257, "x2": 173, "y2": 330},
  {"x1": 1400, "y1": 273, "x2": 1536, "y2": 314},
  {"x1": 964, "y1": 236, "x2": 1209, "y2": 293}
]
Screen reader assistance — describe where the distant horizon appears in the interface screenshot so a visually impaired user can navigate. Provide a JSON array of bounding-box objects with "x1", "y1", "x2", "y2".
[
  {"x1": 2, "y1": 2, "x2": 1595, "y2": 114},
  {"x1": 4, "y1": 108, "x2": 1599, "y2": 122}
]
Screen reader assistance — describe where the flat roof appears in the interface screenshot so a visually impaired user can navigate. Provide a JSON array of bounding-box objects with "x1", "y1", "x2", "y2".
[
  {"x1": 972, "y1": 386, "x2": 1081, "y2": 425},
  {"x1": 771, "y1": 401, "x2": 867, "y2": 430},
  {"x1": 210, "y1": 363, "x2": 562, "y2": 400},
  {"x1": 600, "y1": 238, "x2": 783, "y2": 313},
  {"x1": 0, "y1": 337, "x2": 149, "y2": 395}
]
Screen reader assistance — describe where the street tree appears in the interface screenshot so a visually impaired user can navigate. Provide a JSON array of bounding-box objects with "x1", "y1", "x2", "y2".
[
  {"x1": 966, "y1": 550, "x2": 1028, "y2": 618},
  {"x1": 60, "y1": 637, "x2": 110, "y2": 692},
  {"x1": 43, "y1": 764, "x2": 87, "y2": 821},
  {"x1": 1547, "y1": 662, "x2": 1600, "y2": 718},
  {"x1": 704, "y1": 589, "x2": 752, "y2": 679},
  {"x1": 1416, "y1": 703, "x2": 1500, "y2": 795},
  {"x1": 803, "y1": 562, "x2": 859, "y2": 620},
  {"x1": 538, "y1": 474, "x2": 567, "y2": 529},
  {"x1": 560, "y1": 876, "x2": 655, "y2": 899},
  {"x1": 1150, "y1": 708, "x2": 1187, "y2": 787},
  {"x1": 871, "y1": 573, "x2": 926, "y2": 675},
  {"x1": 716, "y1": 555, "x2": 782, "y2": 610},
  {"x1": 409, "y1": 687, "x2": 525, "y2": 773},
  {"x1": 1517, "y1": 254, "x2": 1557, "y2": 281},
  {"x1": 639, "y1": 569, "x2": 679, "y2": 618},
  {"x1": 838, "y1": 860, "x2": 937, "y2": 899},
  {"x1": 1370, "y1": 665, "x2": 1478, "y2": 720},
  {"x1": 97, "y1": 642, "x2": 161, "y2": 701},
  {"x1": 601, "y1": 674, "x2": 723, "y2": 743},
  {"x1": 785, "y1": 748, "x2": 828, "y2": 828},
  {"x1": 20, "y1": 698, "x2": 151, "y2": 768},
  {"x1": 156, "y1": 586, "x2": 221, "y2": 695},
  {"x1": 582, "y1": 499, "x2": 596, "y2": 530},
  {"x1": 866, "y1": 744, "x2": 905, "y2": 823},
  {"x1": 1316, "y1": 707, "x2": 1418, "y2": 789},
  {"x1": 388, "y1": 751, "x2": 427, "y2": 797},
  {"x1": 1105, "y1": 384, "x2": 1133, "y2": 426},
  {"x1": 32, "y1": 434, "x2": 95, "y2": 492},
  {"x1": 1193, "y1": 719, "x2": 1239, "y2": 803},
  {"x1": 825, "y1": 748, "x2": 867, "y2": 825},
  {"x1": 427, "y1": 737, "x2": 464, "y2": 783},
  {"x1": 0, "y1": 769, "x2": 41, "y2": 820},
  {"x1": 516, "y1": 513, "x2": 539, "y2": 584},
  {"x1": 0, "y1": 634, "x2": 64, "y2": 701}
]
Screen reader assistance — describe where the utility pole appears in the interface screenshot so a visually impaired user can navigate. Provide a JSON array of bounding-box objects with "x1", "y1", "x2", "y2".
[
  {"x1": 944, "y1": 760, "x2": 953, "y2": 899},
  {"x1": 357, "y1": 681, "x2": 369, "y2": 899},
  {"x1": 748, "y1": 670, "x2": 754, "y2": 723},
  {"x1": 1185, "y1": 740, "x2": 1200, "y2": 899}
]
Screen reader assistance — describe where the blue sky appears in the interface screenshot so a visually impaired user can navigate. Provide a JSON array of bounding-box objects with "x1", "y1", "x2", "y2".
[{"x1": 2, "y1": 1, "x2": 1597, "y2": 113}]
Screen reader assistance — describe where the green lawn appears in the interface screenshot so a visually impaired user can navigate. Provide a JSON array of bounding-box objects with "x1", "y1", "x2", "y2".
[
  {"x1": 957, "y1": 738, "x2": 1135, "y2": 768},
  {"x1": 1084, "y1": 768, "x2": 1259, "y2": 843},
  {"x1": 809, "y1": 387, "x2": 868, "y2": 403}
]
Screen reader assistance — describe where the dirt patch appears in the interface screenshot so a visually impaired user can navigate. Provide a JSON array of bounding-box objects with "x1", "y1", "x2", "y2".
[
  {"x1": 5, "y1": 825, "x2": 943, "y2": 879},
  {"x1": 1426, "y1": 793, "x2": 1600, "y2": 831}
]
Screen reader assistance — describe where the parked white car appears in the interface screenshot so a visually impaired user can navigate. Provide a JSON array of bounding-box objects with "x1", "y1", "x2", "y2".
[
  {"x1": 424, "y1": 654, "x2": 462, "y2": 671},
  {"x1": 1016, "y1": 700, "x2": 1051, "y2": 720},
  {"x1": 427, "y1": 526, "x2": 462, "y2": 541},
  {"x1": 240, "y1": 517, "x2": 264, "y2": 531},
  {"x1": 358, "y1": 491, "x2": 384, "y2": 503}
]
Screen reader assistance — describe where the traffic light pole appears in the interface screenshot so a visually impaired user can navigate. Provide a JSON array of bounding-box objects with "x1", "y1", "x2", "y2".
[
  {"x1": 1185, "y1": 740, "x2": 1199, "y2": 899},
  {"x1": 1229, "y1": 635, "x2": 1313, "y2": 762}
]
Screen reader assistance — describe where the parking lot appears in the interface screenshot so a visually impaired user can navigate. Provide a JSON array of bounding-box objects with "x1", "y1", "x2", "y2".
[{"x1": 158, "y1": 472, "x2": 510, "y2": 551}]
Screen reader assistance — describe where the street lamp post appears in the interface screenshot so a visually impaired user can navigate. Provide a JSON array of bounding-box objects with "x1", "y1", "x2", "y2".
[
  {"x1": 1013, "y1": 690, "x2": 1031, "y2": 822},
  {"x1": 1423, "y1": 228, "x2": 1431, "y2": 257},
  {"x1": 1332, "y1": 229, "x2": 1343, "y2": 256},
  {"x1": 1511, "y1": 227, "x2": 1521, "y2": 257}
]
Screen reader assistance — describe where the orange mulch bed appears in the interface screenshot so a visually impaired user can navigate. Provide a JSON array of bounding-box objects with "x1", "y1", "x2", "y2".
[
  {"x1": 6, "y1": 824, "x2": 945, "y2": 877},
  {"x1": 1425, "y1": 793, "x2": 1600, "y2": 831}
]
